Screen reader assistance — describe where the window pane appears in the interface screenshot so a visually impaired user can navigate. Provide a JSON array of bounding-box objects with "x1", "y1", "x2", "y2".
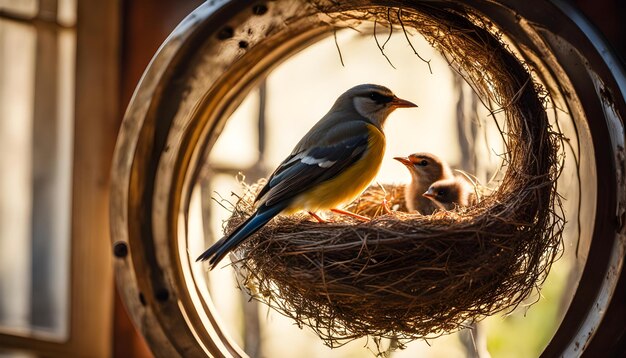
[
  {"x1": 57, "y1": 0, "x2": 76, "y2": 26},
  {"x1": 0, "y1": 350, "x2": 36, "y2": 358},
  {"x1": 0, "y1": 0, "x2": 38, "y2": 17},
  {"x1": 0, "y1": 17, "x2": 74, "y2": 340},
  {"x1": 0, "y1": 19, "x2": 36, "y2": 336}
]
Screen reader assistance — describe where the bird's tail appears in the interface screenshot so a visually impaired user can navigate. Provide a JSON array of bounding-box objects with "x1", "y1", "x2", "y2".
[{"x1": 196, "y1": 203, "x2": 286, "y2": 269}]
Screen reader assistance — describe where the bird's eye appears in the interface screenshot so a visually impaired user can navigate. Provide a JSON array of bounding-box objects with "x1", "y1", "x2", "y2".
[
  {"x1": 438, "y1": 189, "x2": 447, "y2": 196},
  {"x1": 369, "y1": 92, "x2": 392, "y2": 104},
  {"x1": 418, "y1": 160, "x2": 428, "y2": 166}
]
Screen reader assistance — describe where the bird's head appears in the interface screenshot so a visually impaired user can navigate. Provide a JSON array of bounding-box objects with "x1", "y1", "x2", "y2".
[
  {"x1": 337, "y1": 84, "x2": 417, "y2": 127},
  {"x1": 393, "y1": 152, "x2": 452, "y2": 183},
  {"x1": 422, "y1": 178, "x2": 460, "y2": 209}
]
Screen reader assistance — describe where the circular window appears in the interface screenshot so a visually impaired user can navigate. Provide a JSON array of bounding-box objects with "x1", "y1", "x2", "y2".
[{"x1": 110, "y1": 1, "x2": 625, "y2": 356}]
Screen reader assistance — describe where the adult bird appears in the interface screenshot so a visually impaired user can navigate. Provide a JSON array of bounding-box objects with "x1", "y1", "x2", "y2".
[
  {"x1": 422, "y1": 177, "x2": 476, "y2": 211},
  {"x1": 393, "y1": 152, "x2": 454, "y2": 215},
  {"x1": 197, "y1": 84, "x2": 417, "y2": 269}
]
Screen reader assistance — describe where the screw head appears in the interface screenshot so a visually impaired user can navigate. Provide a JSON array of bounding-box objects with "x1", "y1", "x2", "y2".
[{"x1": 113, "y1": 241, "x2": 128, "y2": 258}]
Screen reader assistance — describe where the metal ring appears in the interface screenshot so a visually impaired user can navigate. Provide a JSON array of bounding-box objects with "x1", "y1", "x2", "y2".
[{"x1": 110, "y1": 0, "x2": 626, "y2": 356}]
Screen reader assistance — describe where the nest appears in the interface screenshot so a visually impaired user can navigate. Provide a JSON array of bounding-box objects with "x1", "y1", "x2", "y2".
[{"x1": 223, "y1": 2, "x2": 565, "y2": 349}]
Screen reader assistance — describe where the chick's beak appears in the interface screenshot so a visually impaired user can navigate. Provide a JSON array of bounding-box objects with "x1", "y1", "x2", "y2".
[
  {"x1": 422, "y1": 188, "x2": 436, "y2": 199},
  {"x1": 393, "y1": 157, "x2": 413, "y2": 167},
  {"x1": 391, "y1": 96, "x2": 418, "y2": 108}
]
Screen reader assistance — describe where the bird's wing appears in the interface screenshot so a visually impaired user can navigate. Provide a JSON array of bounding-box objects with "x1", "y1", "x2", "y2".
[{"x1": 255, "y1": 121, "x2": 373, "y2": 207}]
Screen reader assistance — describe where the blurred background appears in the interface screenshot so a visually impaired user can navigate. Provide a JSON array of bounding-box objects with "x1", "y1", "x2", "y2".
[{"x1": 0, "y1": 0, "x2": 624, "y2": 357}]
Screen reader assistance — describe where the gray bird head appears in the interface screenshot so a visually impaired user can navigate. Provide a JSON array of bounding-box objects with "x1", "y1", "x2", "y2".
[
  {"x1": 334, "y1": 84, "x2": 417, "y2": 127},
  {"x1": 393, "y1": 152, "x2": 453, "y2": 184},
  {"x1": 422, "y1": 178, "x2": 461, "y2": 210}
]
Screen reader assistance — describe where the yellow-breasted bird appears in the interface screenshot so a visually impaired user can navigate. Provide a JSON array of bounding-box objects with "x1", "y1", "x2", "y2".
[
  {"x1": 422, "y1": 177, "x2": 476, "y2": 211},
  {"x1": 197, "y1": 84, "x2": 417, "y2": 269},
  {"x1": 393, "y1": 153, "x2": 454, "y2": 215}
]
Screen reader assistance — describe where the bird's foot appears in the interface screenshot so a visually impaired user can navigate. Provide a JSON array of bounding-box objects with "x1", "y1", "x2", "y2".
[
  {"x1": 330, "y1": 208, "x2": 371, "y2": 222},
  {"x1": 308, "y1": 211, "x2": 326, "y2": 223},
  {"x1": 381, "y1": 198, "x2": 392, "y2": 215}
]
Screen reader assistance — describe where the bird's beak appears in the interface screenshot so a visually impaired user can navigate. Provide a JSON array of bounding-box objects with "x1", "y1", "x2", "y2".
[
  {"x1": 393, "y1": 156, "x2": 412, "y2": 166},
  {"x1": 391, "y1": 96, "x2": 418, "y2": 108},
  {"x1": 422, "y1": 189, "x2": 436, "y2": 199}
]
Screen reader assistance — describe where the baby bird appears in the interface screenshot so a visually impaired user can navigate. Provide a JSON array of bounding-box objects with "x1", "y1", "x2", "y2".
[
  {"x1": 393, "y1": 153, "x2": 454, "y2": 215},
  {"x1": 422, "y1": 177, "x2": 476, "y2": 211},
  {"x1": 197, "y1": 84, "x2": 417, "y2": 269}
]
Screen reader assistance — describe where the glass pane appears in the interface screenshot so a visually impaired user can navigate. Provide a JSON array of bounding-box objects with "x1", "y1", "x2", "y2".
[
  {"x1": 0, "y1": 350, "x2": 36, "y2": 358},
  {"x1": 0, "y1": 17, "x2": 74, "y2": 340},
  {"x1": 57, "y1": 0, "x2": 76, "y2": 26},
  {"x1": 0, "y1": 19, "x2": 36, "y2": 336},
  {"x1": 0, "y1": 0, "x2": 38, "y2": 17}
]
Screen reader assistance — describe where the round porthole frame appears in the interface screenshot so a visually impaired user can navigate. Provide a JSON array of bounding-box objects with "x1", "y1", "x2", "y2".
[{"x1": 110, "y1": 0, "x2": 626, "y2": 356}]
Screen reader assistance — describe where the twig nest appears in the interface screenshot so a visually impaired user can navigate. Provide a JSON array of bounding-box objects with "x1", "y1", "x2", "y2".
[
  {"x1": 229, "y1": 180, "x2": 560, "y2": 346},
  {"x1": 224, "y1": 2, "x2": 564, "y2": 348}
]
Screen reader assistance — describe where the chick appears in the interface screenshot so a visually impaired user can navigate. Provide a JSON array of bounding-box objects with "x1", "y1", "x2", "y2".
[
  {"x1": 393, "y1": 153, "x2": 454, "y2": 215},
  {"x1": 422, "y1": 177, "x2": 476, "y2": 211}
]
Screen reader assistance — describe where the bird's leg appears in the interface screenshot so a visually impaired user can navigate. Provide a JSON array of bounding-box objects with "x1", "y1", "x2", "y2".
[
  {"x1": 375, "y1": 181, "x2": 392, "y2": 214},
  {"x1": 381, "y1": 198, "x2": 392, "y2": 215},
  {"x1": 330, "y1": 208, "x2": 370, "y2": 222},
  {"x1": 308, "y1": 211, "x2": 326, "y2": 223}
]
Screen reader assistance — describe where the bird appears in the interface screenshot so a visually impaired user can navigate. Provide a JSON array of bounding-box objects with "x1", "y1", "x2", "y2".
[
  {"x1": 422, "y1": 177, "x2": 476, "y2": 211},
  {"x1": 197, "y1": 84, "x2": 417, "y2": 269},
  {"x1": 393, "y1": 152, "x2": 454, "y2": 215}
]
